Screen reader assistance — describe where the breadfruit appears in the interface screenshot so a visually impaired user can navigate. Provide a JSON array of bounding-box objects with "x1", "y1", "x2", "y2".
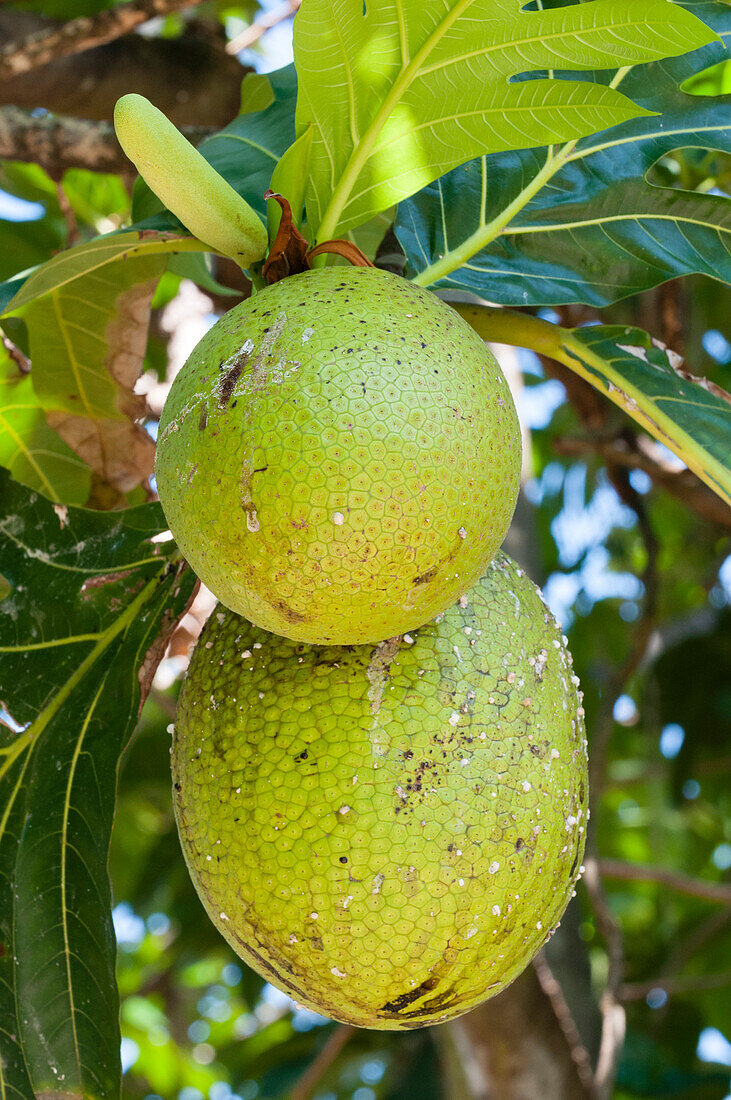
[
  {"x1": 171, "y1": 553, "x2": 587, "y2": 1029},
  {"x1": 155, "y1": 267, "x2": 521, "y2": 645}
]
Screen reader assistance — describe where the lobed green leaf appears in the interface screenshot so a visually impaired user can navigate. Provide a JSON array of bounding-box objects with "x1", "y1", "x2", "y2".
[
  {"x1": 294, "y1": 0, "x2": 716, "y2": 240},
  {"x1": 397, "y1": 0, "x2": 731, "y2": 304}
]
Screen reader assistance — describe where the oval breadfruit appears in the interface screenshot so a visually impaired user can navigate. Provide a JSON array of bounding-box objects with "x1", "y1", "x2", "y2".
[
  {"x1": 156, "y1": 266, "x2": 521, "y2": 645},
  {"x1": 172, "y1": 553, "x2": 588, "y2": 1029}
]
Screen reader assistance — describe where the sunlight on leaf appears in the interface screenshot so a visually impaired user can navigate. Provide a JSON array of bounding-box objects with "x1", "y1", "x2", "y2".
[
  {"x1": 294, "y1": 0, "x2": 717, "y2": 240},
  {"x1": 0, "y1": 348, "x2": 90, "y2": 504},
  {"x1": 18, "y1": 255, "x2": 164, "y2": 495},
  {"x1": 397, "y1": 0, "x2": 730, "y2": 302}
]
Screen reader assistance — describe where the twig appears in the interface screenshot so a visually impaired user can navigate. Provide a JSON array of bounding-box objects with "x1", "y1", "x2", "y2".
[
  {"x1": 583, "y1": 855, "x2": 625, "y2": 1100},
  {"x1": 620, "y1": 970, "x2": 731, "y2": 1002},
  {"x1": 533, "y1": 952, "x2": 595, "y2": 1091},
  {"x1": 56, "y1": 180, "x2": 79, "y2": 246},
  {"x1": 0, "y1": 332, "x2": 31, "y2": 374},
  {"x1": 290, "y1": 1024, "x2": 355, "y2": 1100},
  {"x1": 226, "y1": 0, "x2": 301, "y2": 54},
  {"x1": 663, "y1": 909, "x2": 731, "y2": 977},
  {"x1": 0, "y1": 106, "x2": 213, "y2": 180},
  {"x1": 599, "y1": 859, "x2": 731, "y2": 905},
  {"x1": 554, "y1": 436, "x2": 731, "y2": 530},
  {"x1": 0, "y1": 0, "x2": 202, "y2": 81},
  {"x1": 589, "y1": 447, "x2": 659, "y2": 808}
]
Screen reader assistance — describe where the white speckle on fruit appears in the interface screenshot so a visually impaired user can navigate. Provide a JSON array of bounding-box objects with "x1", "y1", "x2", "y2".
[
  {"x1": 489, "y1": 861, "x2": 500, "y2": 874},
  {"x1": 333, "y1": 512, "x2": 344, "y2": 525}
]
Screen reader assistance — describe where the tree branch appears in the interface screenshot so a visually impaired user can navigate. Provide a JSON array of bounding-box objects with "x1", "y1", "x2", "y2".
[
  {"x1": 0, "y1": 106, "x2": 213, "y2": 180},
  {"x1": 290, "y1": 1024, "x2": 355, "y2": 1100},
  {"x1": 533, "y1": 952, "x2": 596, "y2": 1091},
  {"x1": 226, "y1": 0, "x2": 301, "y2": 54},
  {"x1": 0, "y1": 332, "x2": 30, "y2": 374},
  {"x1": 0, "y1": 0, "x2": 201, "y2": 81},
  {"x1": 554, "y1": 435, "x2": 731, "y2": 530},
  {"x1": 598, "y1": 859, "x2": 731, "y2": 905},
  {"x1": 438, "y1": 966, "x2": 593, "y2": 1099},
  {"x1": 0, "y1": 11, "x2": 245, "y2": 127},
  {"x1": 620, "y1": 971, "x2": 731, "y2": 1002},
  {"x1": 582, "y1": 856, "x2": 626, "y2": 1100}
]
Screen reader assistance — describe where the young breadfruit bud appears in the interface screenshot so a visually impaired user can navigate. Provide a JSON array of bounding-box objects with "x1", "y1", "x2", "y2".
[
  {"x1": 155, "y1": 266, "x2": 521, "y2": 644},
  {"x1": 171, "y1": 553, "x2": 588, "y2": 1029},
  {"x1": 114, "y1": 94, "x2": 268, "y2": 268}
]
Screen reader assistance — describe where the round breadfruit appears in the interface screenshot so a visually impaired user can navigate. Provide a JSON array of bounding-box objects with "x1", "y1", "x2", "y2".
[
  {"x1": 156, "y1": 267, "x2": 520, "y2": 645},
  {"x1": 172, "y1": 553, "x2": 588, "y2": 1029}
]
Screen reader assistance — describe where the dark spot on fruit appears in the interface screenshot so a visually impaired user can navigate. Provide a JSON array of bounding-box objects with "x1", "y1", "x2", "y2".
[
  {"x1": 413, "y1": 566, "x2": 437, "y2": 585},
  {"x1": 174, "y1": 781, "x2": 182, "y2": 792},
  {"x1": 198, "y1": 406, "x2": 208, "y2": 431},
  {"x1": 218, "y1": 348, "x2": 251, "y2": 408},
  {"x1": 339, "y1": 856, "x2": 348, "y2": 864},
  {"x1": 579, "y1": 781, "x2": 585, "y2": 802},
  {"x1": 273, "y1": 598, "x2": 306, "y2": 624},
  {"x1": 294, "y1": 749, "x2": 308, "y2": 762},
  {"x1": 381, "y1": 974, "x2": 440, "y2": 1013},
  {"x1": 515, "y1": 837, "x2": 524, "y2": 851}
]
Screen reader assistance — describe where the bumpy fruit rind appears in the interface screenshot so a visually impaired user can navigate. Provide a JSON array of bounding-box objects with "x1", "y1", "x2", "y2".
[
  {"x1": 172, "y1": 553, "x2": 588, "y2": 1029},
  {"x1": 155, "y1": 266, "x2": 521, "y2": 645}
]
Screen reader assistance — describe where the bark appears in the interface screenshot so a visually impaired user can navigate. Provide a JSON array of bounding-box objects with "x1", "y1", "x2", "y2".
[
  {"x1": 0, "y1": 106, "x2": 212, "y2": 180},
  {"x1": 437, "y1": 966, "x2": 593, "y2": 1100},
  {"x1": 0, "y1": 0, "x2": 201, "y2": 81},
  {"x1": 0, "y1": 12, "x2": 244, "y2": 127}
]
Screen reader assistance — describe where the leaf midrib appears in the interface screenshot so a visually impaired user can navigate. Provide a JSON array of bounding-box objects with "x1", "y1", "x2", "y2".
[
  {"x1": 0, "y1": 567, "x2": 168, "y2": 1096},
  {"x1": 316, "y1": 0, "x2": 474, "y2": 239},
  {"x1": 416, "y1": 16, "x2": 690, "y2": 78},
  {"x1": 0, "y1": 410, "x2": 58, "y2": 500}
]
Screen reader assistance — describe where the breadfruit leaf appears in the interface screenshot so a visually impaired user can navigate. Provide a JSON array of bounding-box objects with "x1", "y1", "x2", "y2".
[
  {"x1": 396, "y1": 0, "x2": 731, "y2": 304},
  {"x1": 2, "y1": 230, "x2": 206, "y2": 315},
  {"x1": 0, "y1": 345, "x2": 90, "y2": 504},
  {"x1": 454, "y1": 305, "x2": 731, "y2": 507},
  {"x1": 0, "y1": 233, "x2": 211, "y2": 500},
  {"x1": 0, "y1": 471, "x2": 195, "y2": 1100},
  {"x1": 293, "y1": 0, "x2": 717, "y2": 241}
]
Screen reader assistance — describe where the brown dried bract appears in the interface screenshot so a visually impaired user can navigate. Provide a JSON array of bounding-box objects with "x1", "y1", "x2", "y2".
[{"x1": 262, "y1": 192, "x2": 374, "y2": 286}]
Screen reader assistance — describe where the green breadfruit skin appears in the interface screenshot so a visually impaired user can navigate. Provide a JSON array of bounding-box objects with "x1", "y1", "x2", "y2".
[
  {"x1": 155, "y1": 267, "x2": 521, "y2": 645},
  {"x1": 172, "y1": 552, "x2": 588, "y2": 1030}
]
